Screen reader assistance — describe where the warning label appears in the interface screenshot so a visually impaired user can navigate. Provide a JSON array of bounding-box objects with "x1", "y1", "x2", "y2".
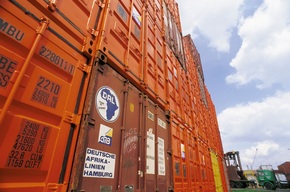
[{"x1": 83, "y1": 148, "x2": 116, "y2": 178}]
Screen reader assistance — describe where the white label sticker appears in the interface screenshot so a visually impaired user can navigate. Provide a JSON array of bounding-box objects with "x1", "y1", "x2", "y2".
[
  {"x1": 146, "y1": 128, "x2": 155, "y2": 174},
  {"x1": 181, "y1": 143, "x2": 185, "y2": 159},
  {"x1": 158, "y1": 118, "x2": 166, "y2": 129},
  {"x1": 132, "y1": 7, "x2": 141, "y2": 26},
  {"x1": 148, "y1": 111, "x2": 154, "y2": 121},
  {"x1": 83, "y1": 148, "x2": 116, "y2": 178},
  {"x1": 95, "y1": 86, "x2": 120, "y2": 123},
  {"x1": 158, "y1": 137, "x2": 166, "y2": 176}
]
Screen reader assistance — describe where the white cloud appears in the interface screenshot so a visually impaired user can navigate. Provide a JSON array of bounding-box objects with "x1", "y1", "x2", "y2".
[
  {"x1": 177, "y1": 0, "x2": 244, "y2": 52},
  {"x1": 219, "y1": 91, "x2": 290, "y2": 140},
  {"x1": 226, "y1": 0, "x2": 290, "y2": 89},
  {"x1": 242, "y1": 141, "x2": 279, "y2": 169},
  {"x1": 218, "y1": 91, "x2": 290, "y2": 169},
  {"x1": 176, "y1": 0, "x2": 290, "y2": 170}
]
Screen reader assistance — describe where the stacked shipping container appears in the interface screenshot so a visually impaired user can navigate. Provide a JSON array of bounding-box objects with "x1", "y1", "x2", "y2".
[
  {"x1": 278, "y1": 162, "x2": 290, "y2": 182},
  {"x1": 0, "y1": 0, "x2": 104, "y2": 191},
  {"x1": 0, "y1": 0, "x2": 228, "y2": 191}
]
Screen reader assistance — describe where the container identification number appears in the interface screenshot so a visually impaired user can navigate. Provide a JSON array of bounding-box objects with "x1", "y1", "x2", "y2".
[
  {"x1": 38, "y1": 45, "x2": 75, "y2": 75},
  {"x1": 5, "y1": 120, "x2": 51, "y2": 169},
  {"x1": 31, "y1": 76, "x2": 61, "y2": 108}
]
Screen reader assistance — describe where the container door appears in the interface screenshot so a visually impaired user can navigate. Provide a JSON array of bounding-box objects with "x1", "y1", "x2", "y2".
[
  {"x1": 69, "y1": 57, "x2": 142, "y2": 192},
  {"x1": 145, "y1": 98, "x2": 172, "y2": 192}
]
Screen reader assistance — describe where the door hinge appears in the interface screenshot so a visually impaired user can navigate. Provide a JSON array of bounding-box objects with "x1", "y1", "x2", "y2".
[
  {"x1": 64, "y1": 111, "x2": 81, "y2": 125},
  {"x1": 78, "y1": 61, "x2": 91, "y2": 74},
  {"x1": 47, "y1": 0, "x2": 57, "y2": 12}
]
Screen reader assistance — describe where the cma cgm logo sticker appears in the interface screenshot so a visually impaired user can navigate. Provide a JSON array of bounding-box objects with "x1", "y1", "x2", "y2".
[
  {"x1": 96, "y1": 86, "x2": 120, "y2": 123},
  {"x1": 98, "y1": 124, "x2": 113, "y2": 146}
]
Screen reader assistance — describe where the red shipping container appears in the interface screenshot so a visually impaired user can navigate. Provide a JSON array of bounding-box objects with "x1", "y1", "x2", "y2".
[
  {"x1": 278, "y1": 162, "x2": 290, "y2": 181},
  {"x1": 69, "y1": 61, "x2": 173, "y2": 192}
]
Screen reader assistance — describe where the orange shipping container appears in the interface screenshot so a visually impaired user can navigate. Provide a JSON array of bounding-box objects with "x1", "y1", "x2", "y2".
[
  {"x1": 97, "y1": 0, "x2": 145, "y2": 90},
  {"x1": 97, "y1": 0, "x2": 185, "y2": 109},
  {"x1": 0, "y1": 0, "x2": 106, "y2": 191},
  {"x1": 0, "y1": 0, "x2": 229, "y2": 191},
  {"x1": 143, "y1": 5, "x2": 167, "y2": 105},
  {"x1": 163, "y1": 1, "x2": 185, "y2": 69}
]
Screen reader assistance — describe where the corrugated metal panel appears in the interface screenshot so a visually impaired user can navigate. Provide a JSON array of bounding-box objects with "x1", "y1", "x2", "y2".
[
  {"x1": 163, "y1": 2, "x2": 185, "y2": 69},
  {"x1": 69, "y1": 60, "x2": 173, "y2": 191},
  {"x1": 170, "y1": 116, "x2": 219, "y2": 192},
  {"x1": 144, "y1": 98, "x2": 172, "y2": 192},
  {"x1": 1, "y1": 0, "x2": 229, "y2": 191},
  {"x1": 0, "y1": 0, "x2": 102, "y2": 191},
  {"x1": 187, "y1": 131, "x2": 200, "y2": 191},
  {"x1": 165, "y1": 46, "x2": 182, "y2": 117},
  {"x1": 278, "y1": 162, "x2": 290, "y2": 175},
  {"x1": 196, "y1": 139, "x2": 218, "y2": 191},
  {"x1": 171, "y1": 117, "x2": 185, "y2": 191},
  {"x1": 98, "y1": 0, "x2": 170, "y2": 108},
  {"x1": 69, "y1": 60, "x2": 137, "y2": 191},
  {"x1": 99, "y1": 0, "x2": 144, "y2": 80},
  {"x1": 143, "y1": 10, "x2": 167, "y2": 104},
  {"x1": 278, "y1": 162, "x2": 290, "y2": 182}
]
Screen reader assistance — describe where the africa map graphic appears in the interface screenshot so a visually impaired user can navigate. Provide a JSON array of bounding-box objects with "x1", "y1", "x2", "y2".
[{"x1": 96, "y1": 87, "x2": 120, "y2": 122}]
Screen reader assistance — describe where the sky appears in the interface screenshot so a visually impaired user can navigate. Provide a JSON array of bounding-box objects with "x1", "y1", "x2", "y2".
[{"x1": 176, "y1": 0, "x2": 290, "y2": 170}]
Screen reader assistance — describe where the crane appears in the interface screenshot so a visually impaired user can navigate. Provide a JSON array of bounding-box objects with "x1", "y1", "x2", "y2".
[{"x1": 250, "y1": 148, "x2": 258, "y2": 170}]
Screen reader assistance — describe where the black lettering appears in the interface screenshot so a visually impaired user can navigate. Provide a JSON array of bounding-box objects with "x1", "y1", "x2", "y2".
[
  {"x1": 38, "y1": 45, "x2": 75, "y2": 75},
  {"x1": 83, "y1": 170, "x2": 113, "y2": 177},
  {"x1": 45, "y1": 49, "x2": 51, "y2": 59},
  {"x1": 0, "y1": 18, "x2": 8, "y2": 31},
  {"x1": 15, "y1": 135, "x2": 21, "y2": 143},
  {"x1": 39, "y1": 46, "x2": 46, "y2": 56},
  {"x1": 30, "y1": 153, "x2": 43, "y2": 161},
  {"x1": 37, "y1": 76, "x2": 45, "y2": 87},
  {"x1": 68, "y1": 64, "x2": 75, "y2": 74},
  {"x1": 6, "y1": 61, "x2": 17, "y2": 74},
  {"x1": 9, "y1": 150, "x2": 19, "y2": 158},
  {"x1": 24, "y1": 160, "x2": 41, "y2": 168},
  {"x1": 6, "y1": 159, "x2": 24, "y2": 168},
  {"x1": 0, "y1": 18, "x2": 24, "y2": 41},
  {"x1": 0, "y1": 72, "x2": 9, "y2": 87},
  {"x1": 43, "y1": 79, "x2": 50, "y2": 90},
  {"x1": 41, "y1": 130, "x2": 48, "y2": 139},
  {"x1": 15, "y1": 30, "x2": 24, "y2": 41},
  {"x1": 36, "y1": 145, "x2": 44, "y2": 153},
  {"x1": 0, "y1": 55, "x2": 18, "y2": 88},
  {"x1": 53, "y1": 85, "x2": 60, "y2": 95},
  {"x1": 6, "y1": 25, "x2": 16, "y2": 36},
  {"x1": 0, "y1": 56, "x2": 8, "y2": 69}
]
